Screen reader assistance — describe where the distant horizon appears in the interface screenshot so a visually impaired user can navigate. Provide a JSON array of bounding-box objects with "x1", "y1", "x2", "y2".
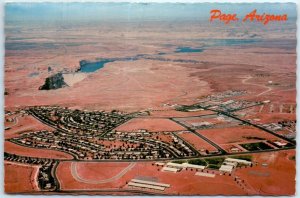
[{"x1": 5, "y1": 3, "x2": 297, "y2": 24}]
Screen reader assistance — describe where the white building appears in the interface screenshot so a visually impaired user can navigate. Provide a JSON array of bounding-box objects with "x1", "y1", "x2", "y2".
[
  {"x1": 219, "y1": 164, "x2": 234, "y2": 173},
  {"x1": 195, "y1": 172, "x2": 215, "y2": 178},
  {"x1": 166, "y1": 162, "x2": 206, "y2": 170},
  {"x1": 162, "y1": 166, "x2": 180, "y2": 173},
  {"x1": 225, "y1": 158, "x2": 252, "y2": 166}
]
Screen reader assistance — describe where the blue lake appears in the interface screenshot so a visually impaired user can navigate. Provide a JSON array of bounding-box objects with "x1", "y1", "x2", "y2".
[
  {"x1": 175, "y1": 47, "x2": 203, "y2": 53},
  {"x1": 205, "y1": 39, "x2": 259, "y2": 47},
  {"x1": 80, "y1": 59, "x2": 114, "y2": 73},
  {"x1": 174, "y1": 39, "x2": 259, "y2": 54},
  {"x1": 79, "y1": 39, "x2": 259, "y2": 73}
]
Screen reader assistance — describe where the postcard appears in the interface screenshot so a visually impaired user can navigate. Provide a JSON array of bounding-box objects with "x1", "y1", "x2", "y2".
[{"x1": 3, "y1": 1, "x2": 297, "y2": 195}]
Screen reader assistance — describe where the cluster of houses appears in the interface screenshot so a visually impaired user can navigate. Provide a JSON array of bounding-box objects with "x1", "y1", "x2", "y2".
[
  {"x1": 38, "y1": 162, "x2": 57, "y2": 191},
  {"x1": 177, "y1": 90, "x2": 263, "y2": 113},
  {"x1": 205, "y1": 90, "x2": 247, "y2": 101},
  {"x1": 214, "y1": 100, "x2": 262, "y2": 112},
  {"x1": 10, "y1": 128, "x2": 197, "y2": 161},
  {"x1": 261, "y1": 120, "x2": 296, "y2": 140},
  {"x1": 58, "y1": 109, "x2": 129, "y2": 135},
  {"x1": 4, "y1": 152, "x2": 57, "y2": 191},
  {"x1": 4, "y1": 152, "x2": 54, "y2": 165},
  {"x1": 105, "y1": 130, "x2": 197, "y2": 159},
  {"x1": 10, "y1": 130, "x2": 108, "y2": 160},
  {"x1": 192, "y1": 98, "x2": 262, "y2": 113},
  {"x1": 28, "y1": 106, "x2": 130, "y2": 137}
]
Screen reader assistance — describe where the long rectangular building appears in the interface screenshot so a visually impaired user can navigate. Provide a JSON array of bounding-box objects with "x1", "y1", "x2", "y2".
[
  {"x1": 225, "y1": 158, "x2": 252, "y2": 165},
  {"x1": 195, "y1": 172, "x2": 215, "y2": 178},
  {"x1": 155, "y1": 162, "x2": 165, "y2": 166},
  {"x1": 182, "y1": 163, "x2": 206, "y2": 170},
  {"x1": 131, "y1": 179, "x2": 170, "y2": 188},
  {"x1": 128, "y1": 182, "x2": 165, "y2": 191},
  {"x1": 162, "y1": 166, "x2": 180, "y2": 173},
  {"x1": 166, "y1": 162, "x2": 206, "y2": 170},
  {"x1": 219, "y1": 164, "x2": 234, "y2": 173}
]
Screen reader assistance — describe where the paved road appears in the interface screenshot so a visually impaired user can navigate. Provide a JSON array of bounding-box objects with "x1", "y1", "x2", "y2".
[
  {"x1": 26, "y1": 108, "x2": 295, "y2": 162},
  {"x1": 212, "y1": 109, "x2": 296, "y2": 145},
  {"x1": 170, "y1": 117, "x2": 227, "y2": 154}
]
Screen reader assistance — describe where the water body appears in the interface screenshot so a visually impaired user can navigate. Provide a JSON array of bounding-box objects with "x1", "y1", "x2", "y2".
[
  {"x1": 79, "y1": 39, "x2": 259, "y2": 73},
  {"x1": 80, "y1": 59, "x2": 114, "y2": 73},
  {"x1": 175, "y1": 47, "x2": 203, "y2": 53},
  {"x1": 79, "y1": 55, "x2": 143, "y2": 73},
  {"x1": 174, "y1": 39, "x2": 259, "y2": 54},
  {"x1": 205, "y1": 39, "x2": 259, "y2": 47}
]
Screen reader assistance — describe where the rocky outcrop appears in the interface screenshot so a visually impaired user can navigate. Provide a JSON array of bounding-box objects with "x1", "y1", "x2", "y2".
[{"x1": 39, "y1": 72, "x2": 68, "y2": 90}]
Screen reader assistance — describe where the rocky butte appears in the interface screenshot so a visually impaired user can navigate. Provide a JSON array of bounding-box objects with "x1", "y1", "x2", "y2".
[{"x1": 39, "y1": 72, "x2": 68, "y2": 90}]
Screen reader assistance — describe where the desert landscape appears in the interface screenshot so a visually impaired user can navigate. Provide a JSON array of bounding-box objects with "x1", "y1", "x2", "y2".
[{"x1": 4, "y1": 3, "x2": 296, "y2": 195}]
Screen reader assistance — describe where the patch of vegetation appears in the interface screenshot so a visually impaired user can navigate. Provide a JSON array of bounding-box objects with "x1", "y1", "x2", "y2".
[
  {"x1": 289, "y1": 155, "x2": 295, "y2": 161},
  {"x1": 240, "y1": 142, "x2": 272, "y2": 151},
  {"x1": 188, "y1": 159, "x2": 207, "y2": 166},
  {"x1": 242, "y1": 136, "x2": 265, "y2": 140},
  {"x1": 204, "y1": 157, "x2": 225, "y2": 169},
  {"x1": 205, "y1": 157, "x2": 225, "y2": 165},
  {"x1": 207, "y1": 164, "x2": 221, "y2": 169},
  {"x1": 175, "y1": 106, "x2": 189, "y2": 112},
  {"x1": 284, "y1": 143, "x2": 295, "y2": 148},
  {"x1": 230, "y1": 155, "x2": 252, "y2": 162},
  {"x1": 172, "y1": 160, "x2": 186, "y2": 164}
]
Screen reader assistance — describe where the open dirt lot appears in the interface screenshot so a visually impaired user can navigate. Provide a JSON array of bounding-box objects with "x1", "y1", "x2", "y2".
[
  {"x1": 56, "y1": 161, "x2": 246, "y2": 195},
  {"x1": 115, "y1": 118, "x2": 186, "y2": 132},
  {"x1": 5, "y1": 162, "x2": 39, "y2": 193},
  {"x1": 234, "y1": 150, "x2": 296, "y2": 195},
  {"x1": 196, "y1": 126, "x2": 285, "y2": 145},
  {"x1": 5, "y1": 141, "x2": 74, "y2": 160},
  {"x1": 4, "y1": 114, "x2": 54, "y2": 139},
  {"x1": 176, "y1": 131, "x2": 218, "y2": 153}
]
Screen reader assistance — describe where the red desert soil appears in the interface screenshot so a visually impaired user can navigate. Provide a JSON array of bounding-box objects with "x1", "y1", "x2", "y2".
[
  {"x1": 235, "y1": 150, "x2": 296, "y2": 195},
  {"x1": 56, "y1": 162, "x2": 126, "y2": 190},
  {"x1": 196, "y1": 125, "x2": 284, "y2": 145},
  {"x1": 176, "y1": 131, "x2": 218, "y2": 152},
  {"x1": 5, "y1": 59, "x2": 211, "y2": 112},
  {"x1": 246, "y1": 113, "x2": 296, "y2": 124},
  {"x1": 148, "y1": 109, "x2": 215, "y2": 118},
  {"x1": 115, "y1": 118, "x2": 186, "y2": 132},
  {"x1": 5, "y1": 141, "x2": 73, "y2": 160},
  {"x1": 74, "y1": 162, "x2": 133, "y2": 180},
  {"x1": 56, "y1": 161, "x2": 246, "y2": 195},
  {"x1": 5, "y1": 114, "x2": 54, "y2": 139},
  {"x1": 5, "y1": 162, "x2": 39, "y2": 193}
]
